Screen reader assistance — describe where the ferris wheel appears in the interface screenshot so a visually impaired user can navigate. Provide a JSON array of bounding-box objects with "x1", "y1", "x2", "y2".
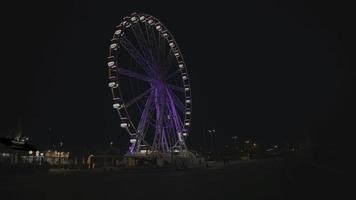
[{"x1": 107, "y1": 13, "x2": 192, "y2": 155}]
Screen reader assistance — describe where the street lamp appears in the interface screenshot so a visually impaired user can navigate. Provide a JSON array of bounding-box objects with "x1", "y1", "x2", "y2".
[
  {"x1": 208, "y1": 129, "x2": 216, "y2": 151},
  {"x1": 232, "y1": 136, "x2": 237, "y2": 146}
]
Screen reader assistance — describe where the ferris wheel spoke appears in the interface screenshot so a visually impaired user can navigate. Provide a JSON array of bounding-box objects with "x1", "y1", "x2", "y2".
[
  {"x1": 167, "y1": 84, "x2": 185, "y2": 93},
  {"x1": 161, "y1": 50, "x2": 176, "y2": 73},
  {"x1": 145, "y1": 23, "x2": 159, "y2": 66},
  {"x1": 130, "y1": 23, "x2": 152, "y2": 62},
  {"x1": 125, "y1": 88, "x2": 152, "y2": 108},
  {"x1": 166, "y1": 93, "x2": 184, "y2": 142},
  {"x1": 167, "y1": 89, "x2": 185, "y2": 113},
  {"x1": 119, "y1": 36, "x2": 156, "y2": 77},
  {"x1": 136, "y1": 91, "x2": 154, "y2": 137},
  {"x1": 117, "y1": 67, "x2": 152, "y2": 82},
  {"x1": 165, "y1": 69, "x2": 180, "y2": 81}
]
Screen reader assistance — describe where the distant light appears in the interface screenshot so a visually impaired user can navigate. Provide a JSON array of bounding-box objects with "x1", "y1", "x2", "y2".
[
  {"x1": 245, "y1": 140, "x2": 250, "y2": 144},
  {"x1": 173, "y1": 149, "x2": 180, "y2": 153},
  {"x1": 274, "y1": 145, "x2": 278, "y2": 148},
  {"x1": 35, "y1": 151, "x2": 40, "y2": 156},
  {"x1": 40, "y1": 153, "x2": 44, "y2": 156},
  {"x1": 29, "y1": 150, "x2": 33, "y2": 155}
]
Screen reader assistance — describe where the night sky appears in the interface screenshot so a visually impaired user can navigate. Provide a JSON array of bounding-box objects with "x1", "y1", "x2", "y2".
[{"x1": 0, "y1": 1, "x2": 354, "y2": 152}]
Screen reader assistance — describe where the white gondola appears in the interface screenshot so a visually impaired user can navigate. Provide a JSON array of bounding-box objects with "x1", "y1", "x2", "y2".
[
  {"x1": 120, "y1": 123, "x2": 128, "y2": 128},
  {"x1": 130, "y1": 138, "x2": 137, "y2": 143},
  {"x1": 110, "y1": 43, "x2": 117, "y2": 49},
  {"x1": 185, "y1": 87, "x2": 190, "y2": 91},
  {"x1": 148, "y1": 19, "x2": 153, "y2": 24},
  {"x1": 174, "y1": 52, "x2": 180, "y2": 57},
  {"x1": 107, "y1": 61, "x2": 115, "y2": 67},
  {"x1": 139, "y1": 16, "x2": 145, "y2": 21},
  {"x1": 186, "y1": 111, "x2": 191, "y2": 115},
  {"x1": 108, "y1": 82, "x2": 117, "y2": 88},
  {"x1": 182, "y1": 76, "x2": 187, "y2": 80},
  {"x1": 182, "y1": 132, "x2": 188, "y2": 136},
  {"x1": 179, "y1": 64, "x2": 184, "y2": 69},
  {"x1": 114, "y1": 29, "x2": 122, "y2": 35},
  {"x1": 173, "y1": 149, "x2": 180, "y2": 153},
  {"x1": 169, "y1": 42, "x2": 175, "y2": 47},
  {"x1": 163, "y1": 33, "x2": 168, "y2": 38},
  {"x1": 185, "y1": 99, "x2": 191, "y2": 103},
  {"x1": 131, "y1": 16, "x2": 137, "y2": 22},
  {"x1": 156, "y1": 25, "x2": 162, "y2": 31},
  {"x1": 185, "y1": 122, "x2": 190, "y2": 126},
  {"x1": 113, "y1": 103, "x2": 120, "y2": 109}
]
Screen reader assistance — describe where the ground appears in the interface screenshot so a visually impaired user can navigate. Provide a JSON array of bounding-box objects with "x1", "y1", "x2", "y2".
[{"x1": 0, "y1": 158, "x2": 347, "y2": 200}]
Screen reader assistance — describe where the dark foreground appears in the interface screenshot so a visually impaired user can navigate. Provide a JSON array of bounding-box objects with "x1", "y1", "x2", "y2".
[{"x1": 0, "y1": 159, "x2": 347, "y2": 200}]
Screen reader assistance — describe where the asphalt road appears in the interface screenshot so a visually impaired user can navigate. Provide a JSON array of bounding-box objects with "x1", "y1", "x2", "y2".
[{"x1": 0, "y1": 159, "x2": 347, "y2": 200}]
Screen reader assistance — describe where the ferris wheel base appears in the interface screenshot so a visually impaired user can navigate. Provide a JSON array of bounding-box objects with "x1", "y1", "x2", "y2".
[{"x1": 123, "y1": 150, "x2": 200, "y2": 168}]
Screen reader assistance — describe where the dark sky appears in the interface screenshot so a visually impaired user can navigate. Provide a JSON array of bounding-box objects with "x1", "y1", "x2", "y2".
[{"x1": 0, "y1": 1, "x2": 355, "y2": 151}]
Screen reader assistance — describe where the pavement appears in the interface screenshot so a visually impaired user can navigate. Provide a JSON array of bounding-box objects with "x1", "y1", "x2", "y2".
[{"x1": 0, "y1": 158, "x2": 348, "y2": 200}]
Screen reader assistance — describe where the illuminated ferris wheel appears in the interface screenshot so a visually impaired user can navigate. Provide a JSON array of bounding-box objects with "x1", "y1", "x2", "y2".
[{"x1": 107, "y1": 13, "x2": 192, "y2": 155}]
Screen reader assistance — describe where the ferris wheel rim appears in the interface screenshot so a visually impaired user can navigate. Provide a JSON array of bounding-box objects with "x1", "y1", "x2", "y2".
[{"x1": 107, "y1": 13, "x2": 192, "y2": 152}]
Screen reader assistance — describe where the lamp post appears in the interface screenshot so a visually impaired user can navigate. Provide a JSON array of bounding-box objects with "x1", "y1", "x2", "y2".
[
  {"x1": 208, "y1": 129, "x2": 216, "y2": 152},
  {"x1": 232, "y1": 136, "x2": 237, "y2": 146}
]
